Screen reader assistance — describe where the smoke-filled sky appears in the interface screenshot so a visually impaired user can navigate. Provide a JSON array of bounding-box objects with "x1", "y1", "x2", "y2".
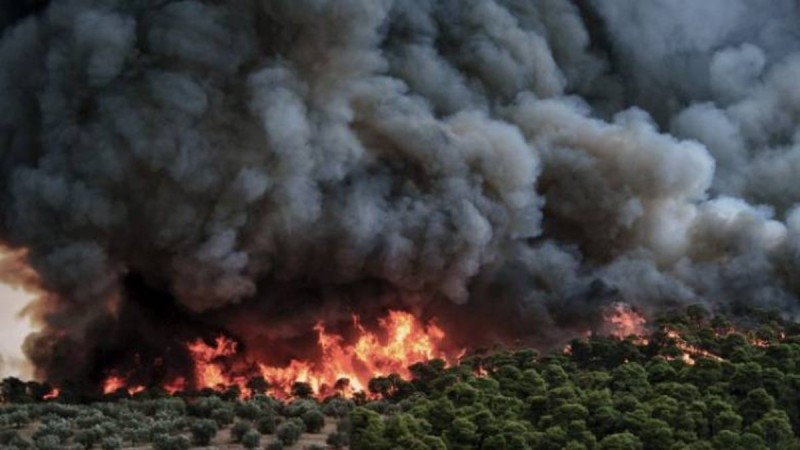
[{"x1": 2, "y1": 0, "x2": 800, "y2": 382}]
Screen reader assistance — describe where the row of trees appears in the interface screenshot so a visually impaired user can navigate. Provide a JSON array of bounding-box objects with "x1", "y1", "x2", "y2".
[{"x1": 0, "y1": 391, "x2": 349, "y2": 449}]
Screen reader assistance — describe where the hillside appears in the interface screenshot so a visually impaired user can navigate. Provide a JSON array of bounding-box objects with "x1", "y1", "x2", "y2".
[{"x1": 2, "y1": 306, "x2": 800, "y2": 450}]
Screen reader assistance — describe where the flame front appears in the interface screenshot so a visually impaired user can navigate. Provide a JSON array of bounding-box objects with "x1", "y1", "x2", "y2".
[
  {"x1": 606, "y1": 303, "x2": 647, "y2": 340},
  {"x1": 172, "y1": 310, "x2": 457, "y2": 399},
  {"x1": 257, "y1": 310, "x2": 453, "y2": 398}
]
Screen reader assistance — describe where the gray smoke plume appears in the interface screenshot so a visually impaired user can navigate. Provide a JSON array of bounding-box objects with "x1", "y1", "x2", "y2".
[{"x1": 2, "y1": 0, "x2": 800, "y2": 383}]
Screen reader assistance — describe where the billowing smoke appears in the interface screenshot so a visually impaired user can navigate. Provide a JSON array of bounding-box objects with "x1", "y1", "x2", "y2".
[{"x1": 2, "y1": 0, "x2": 800, "y2": 384}]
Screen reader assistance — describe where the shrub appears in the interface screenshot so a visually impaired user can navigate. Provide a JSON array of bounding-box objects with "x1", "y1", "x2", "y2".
[
  {"x1": 285, "y1": 399, "x2": 319, "y2": 418},
  {"x1": 100, "y1": 435, "x2": 123, "y2": 450},
  {"x1": 323, "y1": 398, "x2": 354, "y2": 418},
  {"x1": 276, "y1": 420, "x2": 303, "y2": 446},
  {"x1": 327, "y1": 431, "x2": 349, "y2": 449},
  {"x1": 34, "y1": 434, "x2": 61, "y2": 450},
  {"x1": 0, "y1": 429, "x2": 20, "y2": 445},
  {"x1": 33, "y1": 418, "x2": 73, "y2": 442},
  {"x1": 235, "y1": 401, "x2": 261, "y2": 420},
  {"x1": 256, "y1": 413, "x2": 278, "y2": 434},
  {"x1": 305, "y1": 445, "x2": 326, "y2": 450},
  {"x1": 231, "y1": 420, "x2": 252, "y2": 442},
  {"x1": 210, "y1": 407, "x2": 234, "y2": 427},
  {"x1": 74, "y1": 429, "x2": 101, "y2": 448},
  {"x1": 190, "y1": 418, "x2": 219, "y2": 445},
  {"x1": 152, "y1": 434, "x2": 191, "y2": 450},
  {"x1": 265, "y1": 441, "x2": 284, "y2": 450},
  {"x1": 302, "y1": 410, "x2": 326, "y2": 433},
  {"x1": 241, "y1": 430, "x2": 261, "y2": 449}
]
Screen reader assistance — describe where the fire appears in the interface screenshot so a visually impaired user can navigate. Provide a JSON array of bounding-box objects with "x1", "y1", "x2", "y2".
[
  {"x1": 103, "y1": 375, "x2": 125, "y2": 394},
  {"x1": 605, "y1": 303, "x2": 648, "y2": 341},
  {"x1": 664, "y1": 329, "x2": 723, "y2": 365},
  {"x1": 102, "y1": 374, "x2": 145, "y2": 396},
  {"x1": 187, "y1": 335, "x2": 241, "y2": 391},
  {"x1": 183, "y1": 310, "x2": 456, "y2": 398},
  {"x1": 43, "y1": 388, "x2": 59, "y2": 400},
  {"x1": 258, "y1": 310, "x2": 453, "y2": 397}
]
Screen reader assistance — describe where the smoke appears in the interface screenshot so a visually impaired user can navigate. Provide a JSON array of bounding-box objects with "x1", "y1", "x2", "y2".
[{"x1": 2, "y1": 0, "x2": 800, "y2": 383}]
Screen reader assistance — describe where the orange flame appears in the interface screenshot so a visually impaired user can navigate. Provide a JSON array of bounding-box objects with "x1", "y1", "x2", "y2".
[
  {"x1": 183, "y1": 310, "x2": 457, "y2": 399},
  {"x1": 605, "y1": 303, "x2": 648, "y2": 342},
  {"x1": 664, "y1": 329, "x2": 722, "y2": 365},
  {"x1": 43, "y1": 388, "x2": 59, "y2": 400},
  {"x1": 102, "y1": 374, "x2": 146, "y2": 396},
  {"x1": 103, "y1": 375, "x2": 126, "y2": 394}
]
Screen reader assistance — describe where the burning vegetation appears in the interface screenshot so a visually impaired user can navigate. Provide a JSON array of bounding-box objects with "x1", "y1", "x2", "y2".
[
  {"x1": 93, "y1": 309, "x2": 461, "y2": 401},
  {"x1": 2, "y1": 305, "x2": 800, "y2": 450}
]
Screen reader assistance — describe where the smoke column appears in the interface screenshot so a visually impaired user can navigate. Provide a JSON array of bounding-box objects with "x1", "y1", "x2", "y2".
[{"x1": 1, "y1": 0, "x2": 800, "y2": 383}]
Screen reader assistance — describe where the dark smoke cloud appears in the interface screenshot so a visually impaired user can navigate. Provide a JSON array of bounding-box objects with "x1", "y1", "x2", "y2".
[{"x1": 1, "y1": 0, "x2": 800, "y2": 383}]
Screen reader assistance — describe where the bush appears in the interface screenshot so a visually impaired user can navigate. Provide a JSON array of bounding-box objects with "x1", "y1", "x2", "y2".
[
  {"x1": 235, "y1": 401, "x2": 261, "y2": 420},
  {"x1": 230, "y1": 420, "x2": 252, "y2": 442},
  {"x1": 265, "y1": 441, "x2": 284, "y2": 450},
  {"x1": 241, "y1": 430, "x2": 261, "y2": 449},
  {"x1": 34, "y1": 435, "x2": 61, "y2": 450},
  {"x1": 276, "y1": 420, "x2": 303, "y2": 446},
  {"x1": 210, "y1": 407, "x2": 234, "y2": 427},
  {"x1": 285, "y1": 399, "x2": 319, "y2": 418},
  {"x1": 0, "y1": 429, "x2": 21, "y2": 445},
  {"x1": 323, "y1": 398, "x2": 354, "y2": 418},
  {"x1": 305, "y1": 445, "x2": 326, "y2": 450},
  {"x1": 302, "y1": 410, "x2": 325, "y2": 433},
  {"x1": 100, "y1": 435, "x2": 123, "y2": 450},
  {"x1": 74, "y1": 429, "x2": 101, "y2": 448},
  {"x1": 190, "y1": 418, "x2": 219, "y2": 445},
  {"x1": 256, "y1": 413, "x2": 278, "y2": 434},
  {"x1": 152, "y1": 434, "x2": 190, "y2": 450},
  {"x1": 327, "y1": 431, "x2": 349, "y2": 449}
]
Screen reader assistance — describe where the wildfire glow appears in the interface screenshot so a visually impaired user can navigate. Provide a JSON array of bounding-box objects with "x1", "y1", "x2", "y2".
[
  {"x1": 100, "y1": 310, "x2": 460, "y2": 399},
  {"x1": 665, "y1": 329, "x2": 723, "y2": 365},
  {"x1": 102, "y1": 374, "x2": 145, "y2": 396},
  {"x1": 43, "y1": 388, "x2": 59, "y2": 400},
  {"x1": 606, "y1": 303, "x2": 648, "y2": 340},
  {"x1": 256, "y1": 310, "x2": 454, "y2": 398}
]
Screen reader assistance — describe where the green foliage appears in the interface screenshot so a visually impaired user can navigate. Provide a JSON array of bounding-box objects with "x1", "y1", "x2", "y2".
[
  {"x1": 210, "y1": 406, "x2": 234, "y2": 427},
  {"x1": 276, "y1": 419, "x2": 304, "y2": 446},
  {"x1": 265, "y1": 441, "x2": 284, "y2": 450},
  {"x1": 189, "y1": 418, "x2": 218, "y2": 445},
  {"x1": 241, "y1": 429, "x2": 261, "y2": 449},
  {"x1": 151, "y1": 433, "x2": 190, "y2": 450},
  {"x1": 327, "y1": 430, "x2": 349, "y2": 449},
  {"x1": 342, "y1": 306, "x2": 800, "y2": 450},
  {"x1": 256, "y1": 412, "x2": 278, "y2": 434},
  {"x1": 230, "y1": 420, "x2": 252, "y2": 442},
  {"x1": 302, "y1": 409, "x2": 326, "y2": 433},
  {"x1": 100, "y1": 435, "x2": 122, "y2": 450}
]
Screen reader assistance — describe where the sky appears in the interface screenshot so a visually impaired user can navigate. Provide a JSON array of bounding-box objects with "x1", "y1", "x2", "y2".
[{"x1": 0, "y1": 250, "x2": 35, "y2": 379}]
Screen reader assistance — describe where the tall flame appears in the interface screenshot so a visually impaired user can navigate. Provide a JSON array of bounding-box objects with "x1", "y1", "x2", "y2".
[
  {"x1": 108, "y1": 310, "x2": 460, "y2": 399},
  {"x1": 605, "y1": 303, "x2": 647, "y2": 339},
  {"x1": 258, "y1": 310, "x2": 453, "y2": 398}
]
